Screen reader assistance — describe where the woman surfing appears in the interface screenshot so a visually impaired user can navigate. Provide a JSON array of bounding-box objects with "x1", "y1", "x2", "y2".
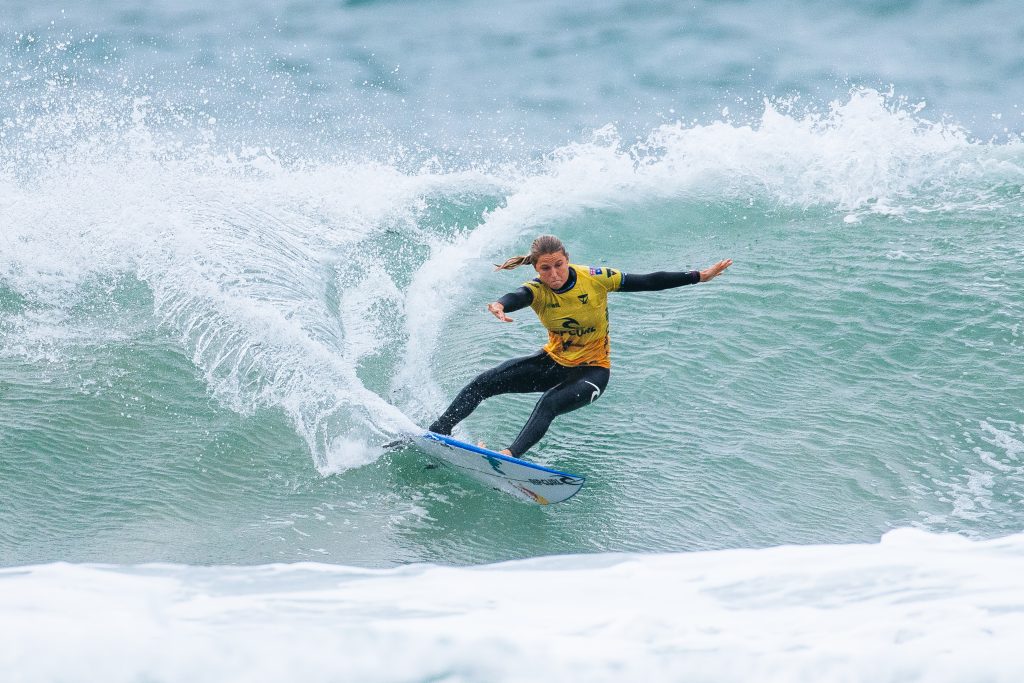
[{"x1": 428, "y1": 235, "x2": 732, "y2": 458}]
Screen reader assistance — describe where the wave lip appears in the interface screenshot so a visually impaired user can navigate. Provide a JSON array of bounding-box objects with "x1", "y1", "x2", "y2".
[{"x1": 3, "y1": 528, "x2": 1023, "y2": 682}]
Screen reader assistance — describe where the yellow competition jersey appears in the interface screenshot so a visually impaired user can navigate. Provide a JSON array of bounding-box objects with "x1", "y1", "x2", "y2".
[{"x1": 524, "y1": 265, "x2": 624, "y2": 368}]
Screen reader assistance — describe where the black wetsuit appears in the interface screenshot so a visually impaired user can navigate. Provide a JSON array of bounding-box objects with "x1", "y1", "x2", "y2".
[{"x1": 428, "y1": 268, "x2": 701, "y2": 456}]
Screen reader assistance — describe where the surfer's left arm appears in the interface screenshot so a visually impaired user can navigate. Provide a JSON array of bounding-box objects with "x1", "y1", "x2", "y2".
[{"x1": 619, "y1": 259, "x2": 732, "y2": 292}]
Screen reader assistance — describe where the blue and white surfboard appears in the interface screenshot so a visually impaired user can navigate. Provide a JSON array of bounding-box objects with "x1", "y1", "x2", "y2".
[{"x1": 412, "y1": 432, "x2": 585, "y2": 505}]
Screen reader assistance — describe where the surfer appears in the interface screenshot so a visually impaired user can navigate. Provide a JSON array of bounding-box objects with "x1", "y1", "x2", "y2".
[{"x1": 428, "y1": 235, "x2": 732, "y2": 457}]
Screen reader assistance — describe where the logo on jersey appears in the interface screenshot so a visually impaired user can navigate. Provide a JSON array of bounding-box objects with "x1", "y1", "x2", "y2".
[
  {"x1": 590, "y1": 266, "x2": 617, "y2": 279},
  {"x1": 546, "y1": 302, "x2": 561, "y2": 308},
  {"x1": 577, "y1": 293, "x2": 589, "y2": 305},
  {"x1": 556, "y1": 317, "x2": 597, "y2": 336}
]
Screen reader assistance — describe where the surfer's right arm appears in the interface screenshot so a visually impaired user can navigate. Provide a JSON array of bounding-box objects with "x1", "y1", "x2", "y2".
[{"x1": 488, "y1": 287, "x2": 533, "y2": 323}]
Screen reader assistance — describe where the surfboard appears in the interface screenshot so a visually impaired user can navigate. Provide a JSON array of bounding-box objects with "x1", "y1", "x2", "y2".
[{"x1": 411, "y1": 431, "x2": 585, "y2": 505}]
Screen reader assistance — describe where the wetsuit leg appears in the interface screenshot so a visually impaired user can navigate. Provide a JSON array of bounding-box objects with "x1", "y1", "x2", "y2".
[
  {"x1": 428, "y1": 351, "x2": 562, "y2": 435},
  {"x1": 507, "y1": 366, "x2": 610, "y2": 457}
]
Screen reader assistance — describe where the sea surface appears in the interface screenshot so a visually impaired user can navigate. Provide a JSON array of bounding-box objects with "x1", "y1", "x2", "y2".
[{"x1": 2, "y1": 0, "x2": 1023, "y2": 680}]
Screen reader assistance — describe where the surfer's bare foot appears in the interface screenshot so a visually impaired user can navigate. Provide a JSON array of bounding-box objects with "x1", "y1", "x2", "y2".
[{"x1": 477, "y1": 441, "x2": 513, "y2": 456}]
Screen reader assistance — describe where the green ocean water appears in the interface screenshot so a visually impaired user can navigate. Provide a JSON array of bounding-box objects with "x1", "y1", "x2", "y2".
[
  {"x1": 7, "y1": 4, "x2": 1024, "y2": 681},
  {"x1": 3, "y1": 181, "x2": 1022, "y2": 567},
  {"x1": 2, "y1": 0, "x2": 1024, "y2": 573}
]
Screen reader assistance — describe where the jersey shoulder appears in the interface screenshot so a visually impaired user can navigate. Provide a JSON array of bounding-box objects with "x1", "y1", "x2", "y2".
[
  {"x1": 523, "y1": 276, "x2": 544, "y2": 291},
  {"x1": 579, "y1": 265, "x2": 623, "y2": 292}
]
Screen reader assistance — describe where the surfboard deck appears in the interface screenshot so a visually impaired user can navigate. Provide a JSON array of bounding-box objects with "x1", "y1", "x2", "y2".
[{"x1": 411, "y1": 432, "x2": 585, "y2": 505}]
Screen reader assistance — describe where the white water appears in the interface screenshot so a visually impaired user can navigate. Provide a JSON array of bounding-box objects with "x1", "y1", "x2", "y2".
[{"x1": 3, "y1": 528, "x2": 1022, "y2": 682}]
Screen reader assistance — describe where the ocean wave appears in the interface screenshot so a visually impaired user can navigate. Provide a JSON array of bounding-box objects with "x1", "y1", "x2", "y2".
[
  {"x1": 3, "y1": 528, "x2": 1023, "y2": 682},
  {"x1": 2, "y1": 87, "x2": 1021, "y2": 473}
]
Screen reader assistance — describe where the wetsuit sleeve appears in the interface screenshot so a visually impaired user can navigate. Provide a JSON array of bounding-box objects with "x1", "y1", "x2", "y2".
[
  {"x1": 496, "y1": 286, "x2": 534, "y2": 312},
  {"x1": 619, "y1": 270, "x2": 701, "y2": 292}
]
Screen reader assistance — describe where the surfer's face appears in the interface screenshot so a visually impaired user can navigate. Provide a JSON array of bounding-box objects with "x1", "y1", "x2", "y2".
[{"x1": 534, "y1": 251, "x2": 570, "y2": 290}]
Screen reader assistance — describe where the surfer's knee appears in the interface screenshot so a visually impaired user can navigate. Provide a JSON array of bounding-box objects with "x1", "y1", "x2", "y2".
[
  {"x1": 576, "y1": 369, "x2": 609, "y2": 405},
  {"x1": 465, "y1": 368, "x2": 504, "y2": 396},
  {"x1": 579, "y1": 379, "x2": 603, "y2": 404},
  {"x1": 556, "y1": 373, "x2": 607, "y2": 413}
]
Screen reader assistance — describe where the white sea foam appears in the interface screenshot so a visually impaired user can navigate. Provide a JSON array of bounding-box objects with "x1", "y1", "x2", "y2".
[{"x1": 2, "y1": 528, "x2": 1023, "y2": 682}]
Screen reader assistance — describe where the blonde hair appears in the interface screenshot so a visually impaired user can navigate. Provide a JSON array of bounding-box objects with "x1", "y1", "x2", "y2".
[{"x1": 495, "y1": 235, "x2": 568, "y2": 270}]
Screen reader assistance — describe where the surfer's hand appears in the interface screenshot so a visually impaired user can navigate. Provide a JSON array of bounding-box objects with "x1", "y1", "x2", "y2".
[
  {"x1": 700, "y1": 258, "x2": 733, "y2": 282},
  {"x1": 487, "y1": 302, "x2": 513, "y2": 322}
]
